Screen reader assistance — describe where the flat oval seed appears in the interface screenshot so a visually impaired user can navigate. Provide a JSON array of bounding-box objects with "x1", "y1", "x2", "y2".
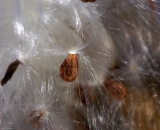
[
  {"x1": 60, "y1": 54, "x2": 78, "y2": 82},
  {"x1": 1, "y1": 59, "x2": 21, "y2": 86},
  {"x1": 76, "y1": 85, "x2": 96, "y2": 106},
  {"x1": 103, "y1": 79, "x2": 127, "y2": 99},
  {"x1": 29, "y1": 110, "x2": 43, "y2": 128},
  {"x1": 148, "y1": 0, "x2": 156, "y2": 19}
]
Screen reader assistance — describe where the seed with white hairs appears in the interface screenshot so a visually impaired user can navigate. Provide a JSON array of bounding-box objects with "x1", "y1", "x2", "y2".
[{"x1": 60, "y1": 54, "x2": 78, "y2": 82}]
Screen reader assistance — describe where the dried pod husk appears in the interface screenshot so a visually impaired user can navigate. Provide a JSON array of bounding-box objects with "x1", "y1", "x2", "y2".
[
  {"x1": 81, "y1": 0, "x2": 95, "y2": 2},
  {"x1": 60, "y1": 54, "x2": 78, "y2": 82},
  {"x1": 76, "y1": 85, "x2": 96, "y2": 106},
  {"x1": 29, "y1": 110, "x2": 46, "y2": 128},
  {"x1": 1, "y1": 59, "x2": 21, "y2": 86},
  {"x1": 103, "y1": 79, "x2": 127, "y2": 99}
]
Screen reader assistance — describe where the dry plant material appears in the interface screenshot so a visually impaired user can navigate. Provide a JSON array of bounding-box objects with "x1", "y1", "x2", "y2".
[
  {"x1": 103, "y1": 79, "x2": 127, "y2": 99},
  {"x1": 76, "y1": 85, "x2": 96, "y2": 106},
  {"x1": 1, "y1": 59, "x2": 21, "y2": 86},
  {"x1": 29, "y1": 110, "x2": 45, "y2": 128},
  {"x1": 81, "y1": 0, "x2": 95, "y2": 2},
  {"x1": 60, "y1": 54, "x2": 78, "y2": 82}
]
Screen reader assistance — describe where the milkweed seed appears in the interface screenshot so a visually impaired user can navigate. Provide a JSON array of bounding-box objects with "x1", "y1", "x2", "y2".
[
  {"x1": 103, "y1": 79, "x2": 127, "y2": 99},
  {"x1": 71, "y1": 111, "x2": 90, "y2": 130},
  {"x1": 76, "y1": 85, "x2": 96, "y2": 106},
  {"x1": 1, "y1": 59, "x2": 21, "y2": 86},
  {"x1": 29, "y1": 110, "x2": 44, "y2": 128},
  {"x1": 60, "y1": 54, "x2": 78, "y2": 82},
  {"x1": 148, "y1": 0, "x2": 156, "y2": 19}
]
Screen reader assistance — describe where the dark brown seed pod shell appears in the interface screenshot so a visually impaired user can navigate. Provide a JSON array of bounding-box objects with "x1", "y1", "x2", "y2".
[
  {"x1": 81, "y1": 0, "x2": 95, "y2": 2},
  {"x1": 76, "y1": 85, "x2": 96, "y2": 106},
  {"x1": 103, "y1": 79, "x2": 127, "y2": 99},
  {"x1": 60, "y1": 54, "x2": 78, "y2": 82},
  {"x1": 29, "y1": 110, "x2": 43, "y2": 128},
  {"x1": 1, "y1": 59, "x2": 21, "y2": 86}
]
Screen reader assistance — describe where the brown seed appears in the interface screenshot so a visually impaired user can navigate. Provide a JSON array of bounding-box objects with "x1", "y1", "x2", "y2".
[
  {"x1": 103, "y1": 79, "x2": 127, "y2": 99},
  {"x1": 81, "y1": 0, "x2": 95, "y2": 2},
  {"x1": 70, "y1": 111, "x2": 90, "y2": 130},
  {"x1": 1, "y1": 59, "x2": 21, "y2": 86},
  {"x1": 29, "y1": 110, "x2": 45, "y2": 128},
  {"x1": 148, "y1": 0, "x2": 156, "y2": 19},
  {"x1": 76, "y1": 85, "x2": 96, "y2": 106},
  {"x1": 60, "y1": 54, "x2": 78, "y2": 82},
  {"x1": 76, "y1": 114, "x2": 90, "y2": 130}
]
